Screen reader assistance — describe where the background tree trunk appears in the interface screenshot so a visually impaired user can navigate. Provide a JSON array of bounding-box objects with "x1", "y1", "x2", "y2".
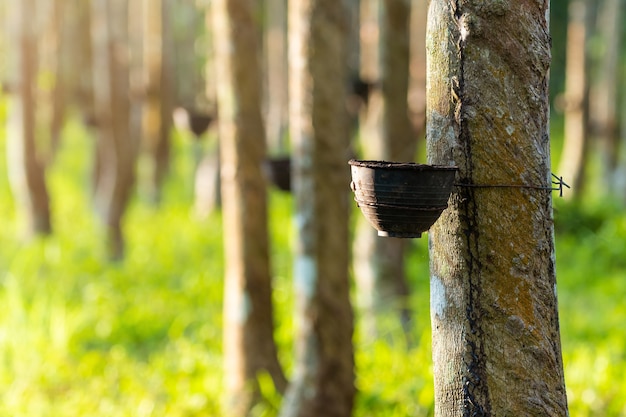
[
  {"x1": 353, "y1": 0, "x2": 415, "y2": 342},
  {"x1": 589, "y1": 0, "x2": 623, "y2": 194},
  {"x1": 557, "y1": 0, "x2": 591, "y2": 200},
  {"x1": 91, "y1": 0, "x2": 139, "y2": 260},
  {"x1": 280, "y1": 0, "x2": 354, "y2": 416},
  {"x1": 189, "y1": 3, "x2": 222, "y2": 217},
  {"x1": 212, "y1": 0, "x2": 287, "y2": 415},
  {"x1": 142, "y1": 0, "x2": 174, "y2": 204},
  {"x1": 264, "y1": 0, "x2": 288, "y2": 153},
  {"x1": 408, "y1": 0, "x2": 428, "y2": 136},
  {"x1": 74, "y1": 0, "x2": 97, "y2": 129},
  {"x1": 619, "y1": 73, "x2": 626, "y2": 202},
  {"x1": 46, "y1": 0, "x2": 69, "y2": 162},
  {"x1": 6, "y1": 0, "x2": 52, "y2": 237},
  {"x1": 426, "y1": 0, "x2": 569, "y2": 415}
]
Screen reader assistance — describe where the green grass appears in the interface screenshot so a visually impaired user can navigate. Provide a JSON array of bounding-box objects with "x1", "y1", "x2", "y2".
[
  {"x1": 554, "y1": 200, "x2": 626, "y2": 416},
  {"x1": 0, "y1": 117, "x2": 625, "y2": 416}
]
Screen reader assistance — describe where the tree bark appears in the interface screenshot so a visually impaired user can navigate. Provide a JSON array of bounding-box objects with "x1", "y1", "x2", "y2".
[
  {"x1": 353, "y1": 0, "x2": 415, "y2": 341},
  {"x1": 589, "y1": 0, "x2": 623, "y2": 193},
  {"x1": 212, "y1": 0, "x2": 287, "y2": 415},
  {"x1": 142, "y1": 0, "x2": 174, "y2": 204},
  {"x1": 280, "y1": 0, "x2": 355, "y2": 416},
  {"x1": 557, "y1": 0, "x2": 591, "y2": 200},
  {"x1": 264, "y1": 0, "x2": 289, "y2": 152},
  {"x1": 74, "y1": 0, "x2": 97, "y2": 128},
  {"x1": 426, "y1": 0, "x2": 569, "y2": 415},
  {"x1": 45, "y1": 0, "x2": 69, "y2": 162},
  {"x1": 6, "y1": 0, "x2": 52, "y2": 237},
  {"x1": 91, "y1": 0, "x2": 139, "y2": 261},
  {"x1": 408, "y1": 0, "x2": 428, "y2": 136},
  {"x1": 619, "y1": 74, "x2": 626, "y2": 202},
  {"x1": 170, "y1": 0, "x2": 206, "y2": 109}
]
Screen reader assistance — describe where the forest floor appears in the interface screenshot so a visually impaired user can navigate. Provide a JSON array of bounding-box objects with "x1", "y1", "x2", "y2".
[{"x1": 0, "y1": 121, "x2": 624, "y2": 416}]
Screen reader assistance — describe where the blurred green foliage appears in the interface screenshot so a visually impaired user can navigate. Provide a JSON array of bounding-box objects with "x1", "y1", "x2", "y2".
[{"x1": 0, "y1": 116, "x2": 625, "y2": 416}]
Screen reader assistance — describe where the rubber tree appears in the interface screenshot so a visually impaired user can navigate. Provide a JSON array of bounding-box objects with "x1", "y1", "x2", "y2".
[
  {"x1": 211, "y1": 0, "x2": 287, "y2": 415},
  {"x1": 91, "y1": 0, "x2": 140, "y2": 260},
  {"x1": 589, "y1": 0, "x2": 623, "y2": 194},
  {"x1": 142, "y1": 0, "x2": 174, "y2": 204},
  {"x1": 264, "y1": 0, "x2": 288, "y2": 152},
  {"x1": 6, "y1": 0, "x2": 52, "y2": 237},
  {"x1": 353, "y1": 0, "x2": 416, "y2": 340},
  {"x1": 426, "y1": 0, "x2": 569, "y2": 415},
  {"x1": 557, "y1": 0, "x2": 591, "y2": 200},
  {"x1": 279, "y1": 0, "x2": 355, "y2": 416}
]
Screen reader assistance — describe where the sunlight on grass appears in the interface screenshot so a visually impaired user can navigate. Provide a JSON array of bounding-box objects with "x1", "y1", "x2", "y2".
[
  {"x1": 0, "y1": 120, "x2": 225, "y2": 416},
  {"x1": 0, "y1": 115, "x2": 625, "y2": 416}
]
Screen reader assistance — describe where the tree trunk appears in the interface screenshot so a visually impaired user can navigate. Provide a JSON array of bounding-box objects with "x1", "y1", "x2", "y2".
[
  {"x1": 171, "y1": 0, "x2": 206, "y2": 109},
  {"x1": 264, "y1": 0, "x2": 288, "y2": 152},
  {"x1": 557, "y1": 0, "x2": 591, "y2": 200},
  {"x1": 91, "y1": 0, "x2": 139, "y2": 261},
  {"x1": 408, "y1": 0, "x2": 428, "y2": 136},
  {"x1": 6, "y1": 0, "x2": 52, "y2": 237},
  {"x1": 426, "y1": 0, "x2": 569, "y2": 415},
  {"x1": 589, "y1": 0, "x2": 623, "y2": 194},
  {"x1": 618, "y1": 74, "x2": 626, "y2": 202},
  {"x1": 44, "y1": 0, "x2": 69, "y2": 163},
  {"x1": 279, "y1": 1, "x2": 354, "y2": 416},
  {"x1": 353, "y1": 0, "x2": 415, "y2": 341},
  {"x1": 74, "y1": 0, "x2": 97, "y2": 128},
  {"x1": 211, "y1": 0, "x2": 287, "y2": 415},
  {"x1": 142, "y1": 0, "x2": 174, "y2": 204}
]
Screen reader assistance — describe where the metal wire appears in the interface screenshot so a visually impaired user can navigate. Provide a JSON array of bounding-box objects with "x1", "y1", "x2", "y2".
[{"x1": 454, "y1": 173, "x2": 571, "y2": 197}]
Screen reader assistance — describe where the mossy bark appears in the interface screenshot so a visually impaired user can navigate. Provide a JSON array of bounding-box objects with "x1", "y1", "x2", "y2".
[
  {"x1": 426, "y1": 0, "x2": 569, "y2": 415},
  {"x1": 212, "y1": 0, "x2": 287, "y2": 415},
  {"x1": 280, "y1": 0, "x2": 355, "y2": 416}
]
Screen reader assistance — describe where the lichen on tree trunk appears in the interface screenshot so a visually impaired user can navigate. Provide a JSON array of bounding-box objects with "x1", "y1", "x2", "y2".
[{"x1": 426, "y1": 0, "x2": 569, "y2": 415}]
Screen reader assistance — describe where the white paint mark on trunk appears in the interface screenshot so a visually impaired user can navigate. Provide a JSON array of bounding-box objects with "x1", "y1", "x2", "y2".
[
  {"x1": 431, "y1": 275, "x2": 447, "y2": 319},
  {"x1": 229, "y1": 290, "x2": 251, "y2": 325},
  {"x1": 295, "y1": 255, "x2": 317, "y2": 300}
]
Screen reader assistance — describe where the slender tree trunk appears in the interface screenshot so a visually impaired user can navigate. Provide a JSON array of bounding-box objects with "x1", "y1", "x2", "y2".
[
  {"x1": 75, "y1": 0, "x2": 96, "y2": 128},
  {"x1": 618, "y1": 75, "x2": 626, "y2": 202},
  {"x1": 280, "y1": 0, "x2": 354, "y2": 416},
  {"x1": 171, "y1": 0, "x2": 205, "y2": 109},
  {"x1": 408, "y1": 0, "x2": 428, "y2": 136},
  {"x1": 32, "y1": 0, "x2": 70, "y2": 165},
  {"x1": 190, "y1": 3, "x2": 222, "y2": 216},
  {"x1": 142, "y1": 0, "x2": 173, "y2": 204},
  {"x1": 426, "y1": 0, "x2": 569, "y2": 415},
  {"x1": 212, "y1": 0, "x2": 287, "y2": 415},
  {"x1": 91, "y1": 0, "x2": 139, "y2": 261},
  {"x1": 590, "y1": 0, "x2": 623, "y2": 193},
  {"x1": 558, "y1": 0, "x2": 591, "y2": 200},
  {"x1": 6, "y1": 0, "x2": 52, "y2": 237},
  {"x1": 347, "y1": 0, "x2": 361, "y2": 78},
  {"x1": 264, "y1": 0, "x2": 288, "y2": 152},
  {"x1": 353, "y1": 0, "x2": 415, "y2": 341}
]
